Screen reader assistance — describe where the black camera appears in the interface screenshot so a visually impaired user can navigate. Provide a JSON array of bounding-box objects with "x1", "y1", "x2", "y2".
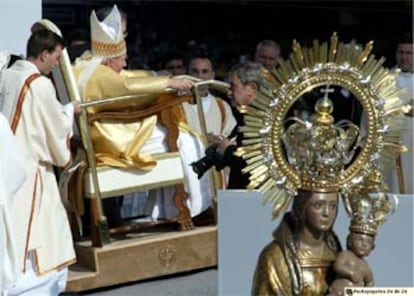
[{"x1": 190, "y1": 145, "x2": 226, "y2": 179}]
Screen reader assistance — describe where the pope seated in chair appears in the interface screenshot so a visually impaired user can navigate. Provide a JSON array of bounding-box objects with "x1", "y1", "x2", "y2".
[{"x1": 72, "y1": 5, "x2": 211, "y2": 224}]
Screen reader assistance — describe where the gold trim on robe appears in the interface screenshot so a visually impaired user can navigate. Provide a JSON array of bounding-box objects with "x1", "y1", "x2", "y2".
[{"x1": 298, "y1": 246, "x2": 337, "y2": 296}]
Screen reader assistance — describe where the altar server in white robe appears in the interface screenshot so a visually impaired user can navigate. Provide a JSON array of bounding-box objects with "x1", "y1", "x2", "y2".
[
  {"x1": 184, "y1": 55, "x2": 236, "y2": 142},
  {"x1": 0, "y1": 51, "x2": 28, "y2": 293},
  {"x1": 0, "y1": 112, "x2": 27, "y2": 293},
  {"x1": 387, "y1": 33, "x2": 413, "y2": 194},
  {"x1": 0, "y1": 29, "x2": 80, "y2": 295}
]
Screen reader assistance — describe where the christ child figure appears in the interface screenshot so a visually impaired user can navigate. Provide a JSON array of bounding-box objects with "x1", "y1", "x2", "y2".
[{"x1": 328, "y1": 230, "x2": 375, "y2": 295}]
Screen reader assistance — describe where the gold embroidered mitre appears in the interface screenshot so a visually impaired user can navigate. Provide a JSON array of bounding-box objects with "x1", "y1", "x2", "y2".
[{"x1": 90, "y1": 5, "x2": 126, "y2": 59}]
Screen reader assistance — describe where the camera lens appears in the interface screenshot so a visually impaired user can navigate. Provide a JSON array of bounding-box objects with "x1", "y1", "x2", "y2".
[{"x1": 190, "y1": 156, "x2": 215, "y2": 179}]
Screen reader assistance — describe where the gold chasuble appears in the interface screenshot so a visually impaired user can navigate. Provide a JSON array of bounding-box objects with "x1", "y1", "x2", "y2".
[{"x1": 73, "y1": 61, "x2": 190, "y2": 170}]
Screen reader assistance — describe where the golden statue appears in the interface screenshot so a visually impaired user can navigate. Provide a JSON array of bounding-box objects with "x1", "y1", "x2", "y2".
[
  {"x1": 327, "y1": 231, "x2": 375, "y2": 295},
  {"x1": 328, "y1": 170, "x2": 398, "y2": 295},
  {"x1": 252, "y1": 190, "x2": 341, "y2": 295},
  {"x1": 233, "y1": 33, "x2": 409, "y2": 295}
]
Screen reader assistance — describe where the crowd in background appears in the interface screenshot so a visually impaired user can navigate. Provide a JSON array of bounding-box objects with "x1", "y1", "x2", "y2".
[
  {"x1": 65, "y1": 24, "x2": 249, "y2": 81},
  {"x1": 50, "y1": 1, "x2": 412, "y2": 80}
]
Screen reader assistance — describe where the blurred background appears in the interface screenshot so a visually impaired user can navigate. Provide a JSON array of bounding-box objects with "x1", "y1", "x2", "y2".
[{"x1": 42, "y1": 0, "x2": 413, "y2": 73}]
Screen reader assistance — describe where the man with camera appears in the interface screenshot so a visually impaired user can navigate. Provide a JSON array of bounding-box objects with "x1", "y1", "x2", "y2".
[{"x1": 191, "y1": 62, "x2": 268, "y2": 189}]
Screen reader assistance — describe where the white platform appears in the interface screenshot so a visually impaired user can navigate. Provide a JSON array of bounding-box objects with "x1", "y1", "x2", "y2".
[{"x1": 218, "y1": 190, "x2": 414, "y2": 296}]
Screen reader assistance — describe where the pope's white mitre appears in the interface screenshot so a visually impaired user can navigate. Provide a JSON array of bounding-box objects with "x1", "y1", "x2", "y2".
[{"x1": 90, "y1": 5, "x2": 126, "y2": 58}]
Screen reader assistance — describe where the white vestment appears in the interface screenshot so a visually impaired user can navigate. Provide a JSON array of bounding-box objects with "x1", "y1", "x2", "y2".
[
  {"x1": 182, "y1": 92, "x2": 237, "y2": 138},
  {"x1": 143, "y1": 126, "x2": 211, "y2": 219},
  {"x1": 0, "y1": 61, "x2": 76, "y2": 286},
  {"x1": 148, "y1": 93, "x2": 236, "y2": 218},
  {"x1": 0, "y1": 114, "x2": 27, "y2": 291},
  {"x1": 390, "y1": 71, "x2": 413, "y2": 193}
]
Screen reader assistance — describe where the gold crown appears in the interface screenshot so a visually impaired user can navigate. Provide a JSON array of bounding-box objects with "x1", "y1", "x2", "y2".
[
  {"x1": 346, "y1": 170, "x2": 397, "y2": 237},
  {"x1": 282, "y1": 87, "x2": 360, "y2": 193},
  {"x1": 349, "y1": 223, "x2": 378, "y2": 237},
  {"x1": 236, "y1": 33, "x2": 409, "y2": 218}
]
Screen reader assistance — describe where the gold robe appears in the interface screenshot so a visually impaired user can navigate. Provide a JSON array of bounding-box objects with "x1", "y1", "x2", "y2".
[
  {"x1": 73, "y1": 58, "x2": 174, "y2": 169},
  {"x1": 73, "y1": 58, "x2": 211, "y2": 218},
  {"x1": 252, "y1": 214, "x2": 340, "y2": 296}
]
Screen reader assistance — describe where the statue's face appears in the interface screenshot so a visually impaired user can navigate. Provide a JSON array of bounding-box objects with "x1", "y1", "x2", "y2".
[
  {"x1": 349, "y1": 233, "x2": 374, "y2": 257},
  {"x1": 304, "y1": 192, "x2": 338, "y2": 234}
]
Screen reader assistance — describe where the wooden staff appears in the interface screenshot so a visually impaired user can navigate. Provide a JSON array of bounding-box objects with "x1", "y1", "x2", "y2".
[
  {"x1": 78, "y1": 79, "x2": 229, "y2": 109},
  {"x1": 396, "y1": 154, "x2": 405, "y2": 194}
]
